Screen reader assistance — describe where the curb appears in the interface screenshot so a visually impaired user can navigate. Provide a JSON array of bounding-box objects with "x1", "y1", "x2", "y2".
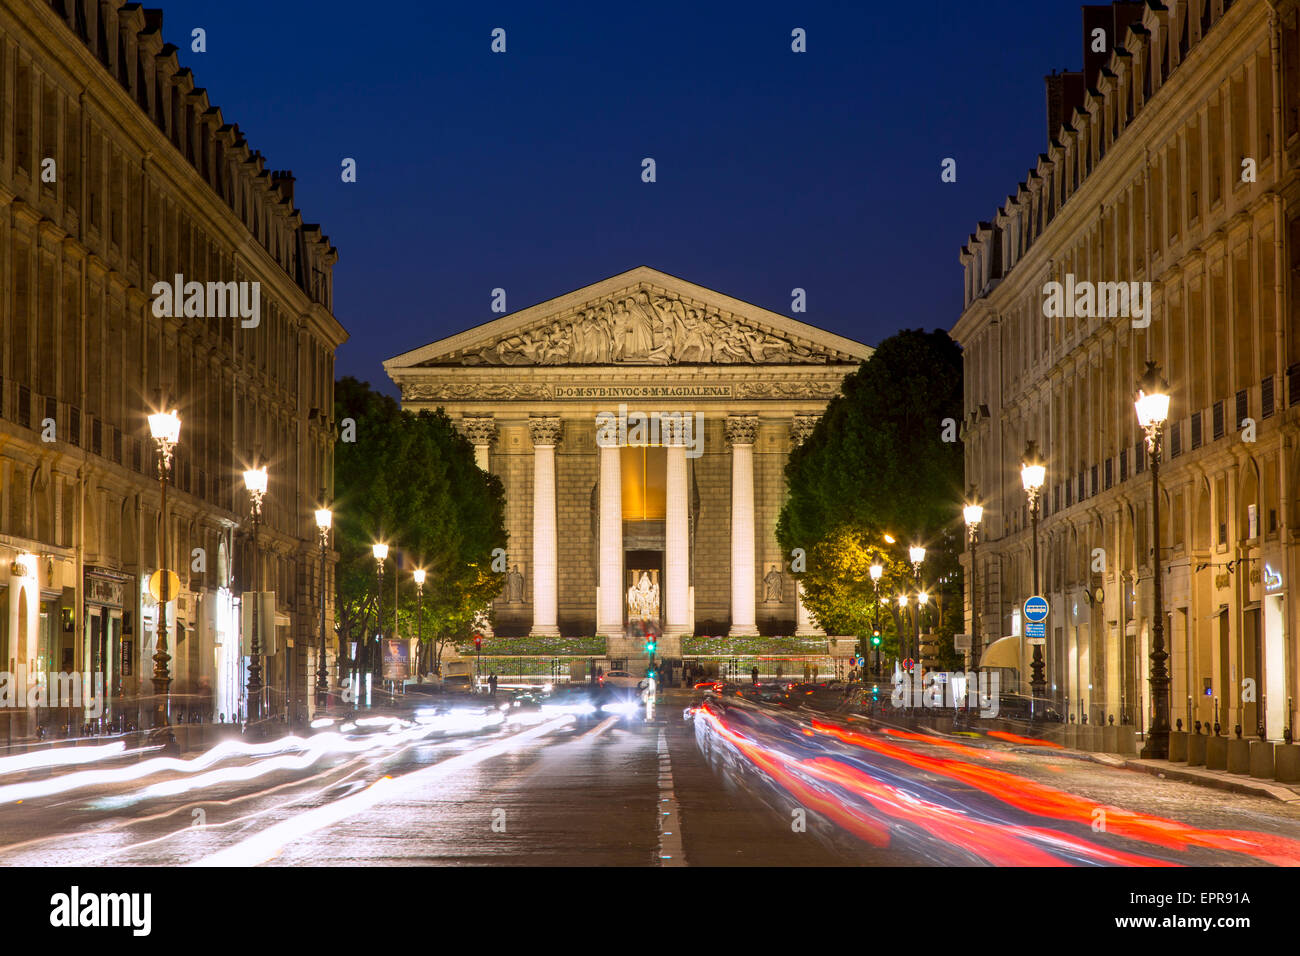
[{"x1": 1075, "y1": 750, "x2": 1300, "y2": 803}]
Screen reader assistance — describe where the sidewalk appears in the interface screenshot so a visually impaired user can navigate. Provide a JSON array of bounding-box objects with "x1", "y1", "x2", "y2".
[{"x1": 1070, "y1": 747, "x2": 1300, "y2": 803}]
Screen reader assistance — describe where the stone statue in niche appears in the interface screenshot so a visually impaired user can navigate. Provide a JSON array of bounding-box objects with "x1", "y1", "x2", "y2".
[
  {"x1": 626, "y1": 571, "x2": 660, "y2": 620},
  {"x1": 763, "y1": 565, "x2": 785, "y2": 603},
  {"x1": 505, "y1": 565, "x2": 525, "y2": 603}
]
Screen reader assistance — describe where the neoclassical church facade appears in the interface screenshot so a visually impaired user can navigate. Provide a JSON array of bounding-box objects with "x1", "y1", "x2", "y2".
[{"x1": 385, "y1": 267, "x2": 871, "y2": 659}]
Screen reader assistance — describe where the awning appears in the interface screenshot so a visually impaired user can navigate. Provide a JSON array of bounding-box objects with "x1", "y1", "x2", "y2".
[{"x1": 980, "y1": 635, "x2": 1022, "y2": 670}]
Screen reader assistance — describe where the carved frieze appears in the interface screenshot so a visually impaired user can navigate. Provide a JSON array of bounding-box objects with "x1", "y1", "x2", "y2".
[{"x1": 439, "y1": 290, "x2": 846, "y2": 367}]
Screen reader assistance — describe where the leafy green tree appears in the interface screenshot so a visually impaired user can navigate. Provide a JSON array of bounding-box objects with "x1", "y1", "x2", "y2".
[
  {"x1": 333, "y1": 377, "x2": 507, "y2": 679},
  {"x1": 778, "y1": 329, "x2": 965, "y2": 649}
]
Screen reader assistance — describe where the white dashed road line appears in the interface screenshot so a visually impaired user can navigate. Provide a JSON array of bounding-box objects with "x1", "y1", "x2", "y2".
[{"x1": 656, "y1": 728, "x2": 685, "y2": 866}]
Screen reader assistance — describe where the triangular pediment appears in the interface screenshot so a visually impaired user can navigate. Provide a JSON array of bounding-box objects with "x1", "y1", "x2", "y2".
[{"x1": 384, "y1": 266, "x2": 871, "y2": 372}]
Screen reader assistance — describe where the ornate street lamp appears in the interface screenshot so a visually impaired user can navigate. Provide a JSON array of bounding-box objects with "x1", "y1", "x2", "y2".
[
  {"x1": 1135, "y1": 360, "x2": 1172, "y2": 759},
  {"x1": 314, "y1": 507, "x2": 332, "y2": 707},
  {"x1": 963, "y1": 493, "x2": 984, "y2": 672},
  {"x1": 243, "y1": 466, "x2": 268, "y2": 724},
  {"x1": 869, "y1": 563, "x2": 883, "y2": 677},
  {"x1": 1020, "y1": 440, "x2": 1047, "y2": 713},
  {"x1": 413, "y1": 568, "x2": 426, "y2": 680},
  {"x1": 908, "y1": 545, "x2": 925, "y2": 666},
  {"x1": 372, "y1": 542, "x2": 388, "y2": 689},
  {"x1": 148, "y1": 409, "x2": 180, "y2": 728}
]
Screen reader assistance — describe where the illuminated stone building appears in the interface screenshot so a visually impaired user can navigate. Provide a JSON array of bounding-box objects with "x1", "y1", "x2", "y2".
[
  {"x1": 954, "y1": 0, "x2": 1299, "y2": 739},
  {"x1": 0, "y1": 0, "x2": 346, "y2": 731},
  {"x1": 386, "y1": 266, "x2": 871, "y2": 663}
]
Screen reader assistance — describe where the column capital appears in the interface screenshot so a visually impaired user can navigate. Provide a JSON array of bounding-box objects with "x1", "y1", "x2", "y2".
[
  {"x1": 458, "y1": 416, "x2": 497, "y2": 447},
  {"x1": 790, "y1": 414, "x2": 820, "y2": 447},
  {"x1": 725, "y1": 415, "x2": 759, "y2": 447},
  {"x1": 662, "y1": 414, "x2": 693, "y2": 446},
  {"x1": 528, "y1": 417, "x2": 562, "y2": 447}
]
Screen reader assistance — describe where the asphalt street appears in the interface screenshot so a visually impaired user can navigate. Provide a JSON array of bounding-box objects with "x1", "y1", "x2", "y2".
[{"x1": 0, "y1": 689, "x2": 1296, "y2": 866}]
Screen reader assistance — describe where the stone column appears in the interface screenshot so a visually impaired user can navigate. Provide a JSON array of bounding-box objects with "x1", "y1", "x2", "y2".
[
  {"x1": 460, "y1": 417, "x2": 496, "y2": 471},
  {"x1": 794, "y1": 582, "x2": 823, "y2": 637},
  {"x1": 790, "y1": 415, "x2": 824, "y2": 636},
  {"x1": 664, "y1": 417, "x2": 692, "y2": 644},
  {"x1": 460, "y1": 417, "x2": 497, "y2": 637},
  {"x1": 727, "y1": 416, "x2": 759, "y2": 636},
  {"x1": 529, "y1": 418, "x2": 562, "y2": 636},
  {"x1": 596, "y1": 438, "x2": 623, "y2": 636}
]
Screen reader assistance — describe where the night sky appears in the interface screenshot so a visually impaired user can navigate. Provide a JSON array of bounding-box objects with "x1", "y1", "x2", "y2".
[{"x1": 153, "y1": 0, "x2": 1085, "y2": 394}]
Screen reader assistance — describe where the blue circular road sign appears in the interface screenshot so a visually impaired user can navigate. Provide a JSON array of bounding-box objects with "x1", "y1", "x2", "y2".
[{"x1": 1023, "y1": 595, "x2": 1049, "y2": 623}]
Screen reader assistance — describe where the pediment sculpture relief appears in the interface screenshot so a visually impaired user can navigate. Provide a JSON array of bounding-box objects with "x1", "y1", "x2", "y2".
[{"x1": 457, "y1": 291, "x2": 838, "y2": 367}]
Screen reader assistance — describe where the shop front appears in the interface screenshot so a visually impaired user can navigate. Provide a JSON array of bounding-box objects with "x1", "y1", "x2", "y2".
[{"x1": 85, "y1": 567, "x2": 130, "y2": 729}]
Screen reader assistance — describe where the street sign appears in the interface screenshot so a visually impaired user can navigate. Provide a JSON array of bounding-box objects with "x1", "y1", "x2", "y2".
[
  {"x1": 1025, "y1": 620, "x2": 1047, "y2": 645},
  {"x1": 1023, "y1": 595, "x2": 1049, "y2": 624},
  {"x1": 148, "y1": 569, "x2": 181, "y2": 602},
  {"x1": 953, "y1": 632, "x2": 971, "y2": 650}
]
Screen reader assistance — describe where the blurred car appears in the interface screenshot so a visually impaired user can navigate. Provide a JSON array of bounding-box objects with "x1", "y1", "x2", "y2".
[
  {"x1": 994, "y1": 694, "x2": 1064, "y2": 722},
  {"x1": 602, "y1": 670, "x2": 643, "y2": 689}
]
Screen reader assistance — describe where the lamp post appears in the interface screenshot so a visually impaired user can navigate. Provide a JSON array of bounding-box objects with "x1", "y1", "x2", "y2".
[
  {"x1": 917, "y1": 589, "x2": 930, "y2": 672},
  {"x1": 897, "y1": 593, "x2": 910, "y2": 681},
  {"x1": 1135, "y1": 361, "x2": 1172, "y2": 759},
  {"x1": 1021, "y1": 441, "x2": 1047, "y2": 713},
  {"x1": 372, "y1": 542, "x2": 388, "y2": 697},
  {"x1": 963, "y1": 494, "x2": 984, "y2": 673},
  {"x1": 908, "y1": 545, "x2": 925, "y2": 665},
  {"x1": 413, "y1": 568, "x2": 426, "y2": 681},
  {"x1": 314, "y1": 507, "x2": 332, "y2": 707},
  {"x1": 869, "y1": 562, "x2": 883, "y2": 677},
  {"x1": 243, "y1": 466, "x2": 268, "y2": 724},
  {"x1": 147, "y1": 409, "x2": 180, "y2": 728}
]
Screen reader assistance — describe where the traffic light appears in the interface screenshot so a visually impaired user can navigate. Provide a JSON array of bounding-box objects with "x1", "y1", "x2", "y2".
[
  {"x1": 645, "y1": 639, "x2": 656, "y2": 656},
  {"x1": 871, "y1": 630, "x2": 881, "y2": 647}
]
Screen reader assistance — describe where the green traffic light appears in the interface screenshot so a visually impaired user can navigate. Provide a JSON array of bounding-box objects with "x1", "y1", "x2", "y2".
[{"x1": 645, "y1": 642, "x2": 656, "y2": 654}]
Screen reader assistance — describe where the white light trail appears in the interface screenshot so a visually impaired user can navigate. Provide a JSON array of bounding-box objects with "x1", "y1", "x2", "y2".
[{"x1": 190, "y1": 715, "x2": 574, "y2": 867}]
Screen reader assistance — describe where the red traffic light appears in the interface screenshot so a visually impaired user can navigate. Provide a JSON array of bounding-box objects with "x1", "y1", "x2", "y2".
[{"x1": 473, "y1": 634, "x2": 482, "y2": 649}]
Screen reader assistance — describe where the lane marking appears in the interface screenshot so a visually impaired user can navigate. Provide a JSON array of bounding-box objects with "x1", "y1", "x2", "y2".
[{"x1": 656, "y1": 730, "x2": 685, "y2": 867}]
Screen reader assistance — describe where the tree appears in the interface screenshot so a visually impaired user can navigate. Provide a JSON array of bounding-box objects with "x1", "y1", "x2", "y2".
[
  {"x1": 333, "y1": 377, "x2": 507, "y2": 681},
  {"x1": 778, "y1": 329, "x2": 965, "y2": 645}
]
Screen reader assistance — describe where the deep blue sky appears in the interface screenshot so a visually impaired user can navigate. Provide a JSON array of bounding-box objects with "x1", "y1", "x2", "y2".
[{"x1": 155, "y1": 0, "x2": 1085, "y2": 394}]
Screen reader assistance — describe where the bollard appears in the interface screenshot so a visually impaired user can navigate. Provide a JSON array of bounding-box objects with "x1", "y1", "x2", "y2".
[
  {"x1": 1227, "y1": 736, "x2": 1252, "y2": 774},
  {"x1": 1102, "y1": 723, "x2": 1119, "y2": 753},
  {"x1": 1169, "y1": 730, "x2": 1188, "y2": 762},
  {"x1": 1206, "y1": 733, "x2": 1229, "y2": 770},
  {"x1": 1187, "y1": 729, "x2": 1207, "y2": 766},
  {"x1": 1249, "y1": 741, "x2": 1275, "y2": 779},
  {"x1": 1276, "y1": 744, "x2": 1300, "y2": 782},
  {"x1": 1116, "y1": 725, "x2": 1138, "y2": 756}
]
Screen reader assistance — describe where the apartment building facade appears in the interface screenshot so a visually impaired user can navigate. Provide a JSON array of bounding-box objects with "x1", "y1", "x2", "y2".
[
  {"x1": 953, "y1": 0, "x2": 1300, "y2": 739},
  {"x1": 0, "y1": 0, "x2": 347, "y2": 730}
]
